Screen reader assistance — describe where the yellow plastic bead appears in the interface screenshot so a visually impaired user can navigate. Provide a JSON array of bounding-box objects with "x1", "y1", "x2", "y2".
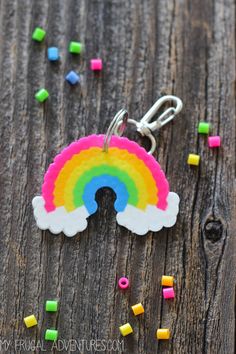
[
  {"x1": 131, "y1": 303, "x2": 144, "y2": 316},
  {"x1": 161, "y1": 275, "x2": 174, "y2": 287},
  {"x1": 156, "y1": 328, "x2": 170, "y2": 340},
  {"x1": 187, "y1": 154, "x2": 200, "y2": 166},
  {"x1": 24, "y1": 315, "x2": 38, "y2": 328},
  {"x1": 119, "y1": 323, "x2": 133, "y2": 336}
]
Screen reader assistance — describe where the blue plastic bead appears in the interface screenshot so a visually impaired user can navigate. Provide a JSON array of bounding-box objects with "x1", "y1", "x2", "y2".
[
  {"x1": 65, "y1": 71, "x2": 80, "y2": 85},
  {"x1": 47, "y1": 47, "x2": 59, "y2": 61}
]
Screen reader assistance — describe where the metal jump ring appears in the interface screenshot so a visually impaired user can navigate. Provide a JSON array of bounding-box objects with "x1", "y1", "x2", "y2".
[{"x1": 103, "y1": 109, "x2": 128, "y2": 152}]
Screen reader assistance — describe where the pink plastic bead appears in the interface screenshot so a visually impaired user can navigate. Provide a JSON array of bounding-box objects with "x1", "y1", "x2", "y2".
[
  {"x1": 208, "y1": 136, "x2": 221, "y2": 148},
  {"x1": 163, "y1": 287, "x2": 175, "y2": 299},
  {"x1": 90, "y1": 58, "x2": 103, "y2": 71},
  {"x1": 118, "y1": 277, "x2": 129, "y2": 290}
]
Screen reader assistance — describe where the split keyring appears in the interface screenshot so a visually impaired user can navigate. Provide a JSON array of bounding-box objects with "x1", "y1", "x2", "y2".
[{"x1": 103, "y1": 109, "x2": 128, "y2": 152}]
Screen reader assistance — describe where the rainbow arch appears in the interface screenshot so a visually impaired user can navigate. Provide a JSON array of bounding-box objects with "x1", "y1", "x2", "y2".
[{"x1": 32, "y1": 135, "x2": 180, "y2": 236}]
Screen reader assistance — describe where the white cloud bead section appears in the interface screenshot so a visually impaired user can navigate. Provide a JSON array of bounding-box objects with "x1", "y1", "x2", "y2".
[
  {"x1": 116, "y1": 192, "x2": 180, "y2": 235},
  {"x1": 32, "y1": 192, "x2": 179, "y2": 237}
]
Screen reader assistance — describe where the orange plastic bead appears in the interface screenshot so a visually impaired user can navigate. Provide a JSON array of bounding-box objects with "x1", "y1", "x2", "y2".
[
  {"x1": 156, "y1": 328, "x2": 170, "y2": 340},
  {"x1": 161, "y1": 275, "x2": 174, "y2": 287},
  {"x1": 131, "y1": 303, "x2": 144, "y2": 316}
]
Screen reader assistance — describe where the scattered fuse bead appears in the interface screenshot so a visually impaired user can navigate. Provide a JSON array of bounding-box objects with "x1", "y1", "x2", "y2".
[
  {"x1": 161, "y1": 275, "x2": 174, "y2": 287},
  {"x1": 118, "y1": 277, "x2": 129, "y2": 290},
  {"x1": 47, "y1": 47, "x2": 59, "y2": 61},
  {"x1": 65, "y1": 70, "x2": 80, "y2": 85},
  {"x1": 46, "y1": 300, "x2": 58, "y2": 312},
  {"x1": 24, "y1": 315, "x2": 38, "y2": 328},
  {"x1": 198, "y1": 122, "x2": 210, "y2": 134},
  {"x1": 187, "y1": 154, "x2": 200, "y2": 166},
  {"x1": 163, "y1": 287, "x2": 175, "y2": 299},
  {"x1": 131, "y1": 303, "x2": 144, "y2": 316},
  {"x1": 45, "y1": 329, "x2": 58, "y2": 341},
  {"x1": 32, "y1": 27, "x2": 46, "y2": 42},
  {"x1": 35, "y1": 88, "x2": 49, "y2": 102},
  {"x1": 90, "y1": 58, "x2": 103, "y2": 71},
  {"x1": 119, "y1": 323, "x2": 133, "y2": 337},
  {"x1": 156, "y1": 328, "x2": 170, "y2": 340},
  {"x1": 208, "y1": 136, "x2": 221, "y2": 148},
  {"x1": 69, "y1": 41, "x2": 83, "y2": 54}
]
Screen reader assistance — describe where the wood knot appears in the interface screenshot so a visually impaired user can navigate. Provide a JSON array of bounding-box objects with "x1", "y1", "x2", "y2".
[{"x1": 204, "y1": 220, "x2": 223, "y2": 242}]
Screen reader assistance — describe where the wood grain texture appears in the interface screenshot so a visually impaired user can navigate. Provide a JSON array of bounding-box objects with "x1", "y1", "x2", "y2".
[{"x1": 0, "y1": 0, "x2": 235, "y2": 353}]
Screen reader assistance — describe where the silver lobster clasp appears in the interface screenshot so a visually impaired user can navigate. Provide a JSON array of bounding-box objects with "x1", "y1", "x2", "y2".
[
  {"x1": 137, "y1": 95, "x2": 183, "y2": 133},
  {"x1": 132, "y1": 95, "x2": 183, "y2": 154}
]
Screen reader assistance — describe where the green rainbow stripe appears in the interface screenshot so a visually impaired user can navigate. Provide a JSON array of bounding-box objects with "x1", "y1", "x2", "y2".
[{"x1": 73, "y1": 165, "x2": 139, "y2": 209}]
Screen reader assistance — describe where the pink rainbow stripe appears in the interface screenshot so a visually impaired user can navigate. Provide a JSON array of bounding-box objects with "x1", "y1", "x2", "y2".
[{"x1": 42, "y1": 135, "x2": 169, "y2": 212}]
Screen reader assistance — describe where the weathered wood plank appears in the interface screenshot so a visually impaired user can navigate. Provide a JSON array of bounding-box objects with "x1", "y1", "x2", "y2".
[{"x1": 0, "y1": 0, "x2": 235, "y2": 353}]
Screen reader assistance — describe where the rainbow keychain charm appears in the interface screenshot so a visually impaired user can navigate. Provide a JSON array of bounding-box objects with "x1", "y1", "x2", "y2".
[{"x1": 32, "y1": 95, "x2": 183, "y2": 236}]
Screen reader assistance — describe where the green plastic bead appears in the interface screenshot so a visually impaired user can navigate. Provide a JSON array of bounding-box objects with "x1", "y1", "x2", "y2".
[
  {"x1": 45, "y1": 329, "x2": 58, "y2": 341},
  {"x1": 35, "y1": 89, "x2": 49, "y2": 102},
  {"x1": 32, "y1": 27, "x2": 46, "y2": 42},
  {"x1": 198, "y1": 122, "x2": 210, "y2": 134},
  {"x1": 46, "y1": 300, "x2": 58, "y2": 312},
  {"x1": 69, "y1": 41, "x2": 83, "y2": 54}
]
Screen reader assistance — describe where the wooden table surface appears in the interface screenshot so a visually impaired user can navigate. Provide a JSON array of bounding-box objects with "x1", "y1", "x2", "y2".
[{"x1": 0, "y1": 0, "x2": 235, "y2": 353}]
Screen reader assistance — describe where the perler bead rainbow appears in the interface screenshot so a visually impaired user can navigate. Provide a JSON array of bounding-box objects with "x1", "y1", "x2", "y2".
[{"x1": 32, "y1": 135, "x2": 179, "y2": 236}]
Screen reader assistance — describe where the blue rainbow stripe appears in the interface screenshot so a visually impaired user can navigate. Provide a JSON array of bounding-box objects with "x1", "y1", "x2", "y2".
[{"x1": 83, "y1": 175, "x2": 129, "y2": 214}]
